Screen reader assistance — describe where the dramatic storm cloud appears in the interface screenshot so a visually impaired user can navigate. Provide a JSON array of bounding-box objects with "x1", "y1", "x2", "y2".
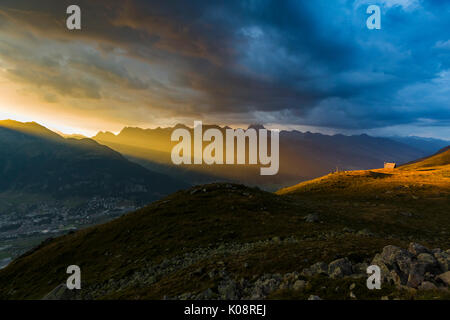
[{"x1": 0, "y1": 0, "x2": 448, "y2": 138}]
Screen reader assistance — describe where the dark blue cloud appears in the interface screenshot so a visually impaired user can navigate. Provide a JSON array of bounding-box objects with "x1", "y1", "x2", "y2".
[{"x1": 0, "y1": 0, "x2": 448, "y2": 136}]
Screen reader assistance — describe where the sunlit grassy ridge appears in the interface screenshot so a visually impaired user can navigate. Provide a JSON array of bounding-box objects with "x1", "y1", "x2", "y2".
[{"x1": 277, "y1": 147, "x2": 450, "y2": 196}]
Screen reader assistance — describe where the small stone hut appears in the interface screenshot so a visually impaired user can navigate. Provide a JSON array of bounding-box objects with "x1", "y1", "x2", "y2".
[{"x1": 384, "y1": 162, "x2": 396, "y2": 169}]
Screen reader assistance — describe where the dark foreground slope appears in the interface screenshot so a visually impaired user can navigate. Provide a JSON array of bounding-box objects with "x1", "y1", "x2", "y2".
[{"x1": 0, "y1": 148, "x2": 449, "y2": 300}]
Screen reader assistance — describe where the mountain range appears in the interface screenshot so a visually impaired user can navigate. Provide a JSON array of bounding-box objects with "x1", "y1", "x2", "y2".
[{"x1": 93, "y1": 124, "x2": 441, "y2": 189}]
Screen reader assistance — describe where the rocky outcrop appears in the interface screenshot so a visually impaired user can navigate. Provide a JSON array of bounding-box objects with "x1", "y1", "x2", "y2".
[
  {"x1": 299, "y1": 242, "x2": 449, "y2": 290},
  {"x1": 42, "y1": 242, "x2": 449, "y2": 300},
  {"x1": 175, "y1": 243, "x2": 449, "y2": 300},
  {"x1": 371, "y1": 243, "x2": 449, "y2": 289}
]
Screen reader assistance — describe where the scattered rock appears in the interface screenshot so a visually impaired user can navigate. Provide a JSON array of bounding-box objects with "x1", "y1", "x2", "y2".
[
  {"x1": 407, "y1": 263, "x2": 425, "y2": 288},
  {"x1": 218, "y1": 280, "x2": 238, "y2": 300},
  {"x1": 328, "y1": 258, "x2": 353, "y2": 278},
  {"x1": 418, "y1": 281, "x2": 437, "y2": 291},
  {"x1": 437, "y1": 271, "x2": 450, "y2": 286},
  {"x1": 357, "y1": 229, "x2": 374, "y2": 237},
  {"x1": 42, "y1": 284, "x2": 80, "y2": 300},
  {"x1": 302, "y1": 262, "x2": 328, "y2": 277},
  {"x1": 293, "y1": 280, "x2": 306, "y2": 291},
  {"x1": 434, "y1": 251, "x2": 450, "y2": 272},
  {"x1": 198, "y1": 288, "x2": 216, "y2": 299},
  {"x1": 352, "y1": 262, "x2": 369, "y2": 275},
  {"x1": 304, "y1": 214, "x2": 319, "y2": 223},
  {"x1": 400, "y1": 212, "x2": 413, "y2": 217},
  {"x1": 408, "y1": 243, "x2": 431, "y2": 255},
  {"x1": 417, "y1": 253, "x2": 439, "y2": 273}
]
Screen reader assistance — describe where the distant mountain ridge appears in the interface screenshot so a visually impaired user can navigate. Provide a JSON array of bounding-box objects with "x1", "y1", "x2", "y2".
[
  {"x1": 388, "y1": 136, "x2": 449, "y2": 155},
  {"x1": 93, "y1": 124, "x2": 430, "y2": 189}
]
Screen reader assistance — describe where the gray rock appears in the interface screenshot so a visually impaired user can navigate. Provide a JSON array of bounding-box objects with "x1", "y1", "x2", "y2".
[
  {"x1": 304, "y1": 214, "x2": 319, "y2": 223},
  {"x1": 308, "y1": 295, "x2": 322, "y2": 300},
  {"x1": 408, "y1": 243, "x2": 431, "y2": 256},
  {"x1": 179, "y1": 292, "x2": 192, "y2": 300},
  {"x1": 418, "y1": 281, "x2": 437, "y2": 291},
  {"x1": 417, "y1": 253, "x2": 439, "y2": 273},
  {"x1": 352, "y1": 262, "x2": 369, "y2": 275},
  {"x1": 389, "y1": 270, "x2": 403, "y2": 286},
  {"x1": 218, "y1": 280, "x2": 238, "y2": 300},
  {"x1": 437, "y1": 271, "x2": 450, "y2": 286},
  {"x1": 406, "y1": 263, "x2": 426, "y2": 288},
  {"x1": 293, "y1": 280, "x2": 306, "y2": 291},
  {"x1": 328, "y1": 258, "x2": 353, "y2": 279},
  {"x1": 371, "y1": 254, "x2": 393, "y2": 283},
  {"x1": 400, "y1": 212, "x2": 413, "y2": 217},
  {"x1": 433, "y1": 252, "x2": 450, "y2": 272},
  {"x1": 357, "y1": 229, "x2": 374, "y2": 237},
  {"x1": 250, "y1": 286, "x2": 264, "y2": 300},
  {"x1": 380, "y1": 245, "x2": 413, "y2": 281},
  {"x1": 200, "y1": 288, "x2": 216, "y2": 299},
  {"x1": 302, "y1": 262, "x2": 328, "y2": 277},
  {"x1": 261, "y1": 278, "x2": 279, "y2": 294},
  {"x1": 381, "y1": 245, "x2": 413, "y2": 266},
  {"x1": 42, "y1": 284, "x2": 80, "y2": 300}
]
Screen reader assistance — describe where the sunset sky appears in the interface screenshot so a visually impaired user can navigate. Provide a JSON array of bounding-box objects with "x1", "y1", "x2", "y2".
[{"x1": 0, "y1": 0, "x2": 449, "y2": 138}]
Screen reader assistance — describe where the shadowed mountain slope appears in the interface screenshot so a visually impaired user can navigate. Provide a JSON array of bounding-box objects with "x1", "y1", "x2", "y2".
[{"x1": 0, "y1": 120, "x2": 188, "y2": 207}]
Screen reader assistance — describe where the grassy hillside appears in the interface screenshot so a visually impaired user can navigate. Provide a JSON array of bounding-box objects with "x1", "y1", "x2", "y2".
[
  {"x1": 400, "y1": 146, "x2": 450, "y2": 170},
  {"x1": 0, "y1": 149, "x2": 449, "y2": 300}
]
